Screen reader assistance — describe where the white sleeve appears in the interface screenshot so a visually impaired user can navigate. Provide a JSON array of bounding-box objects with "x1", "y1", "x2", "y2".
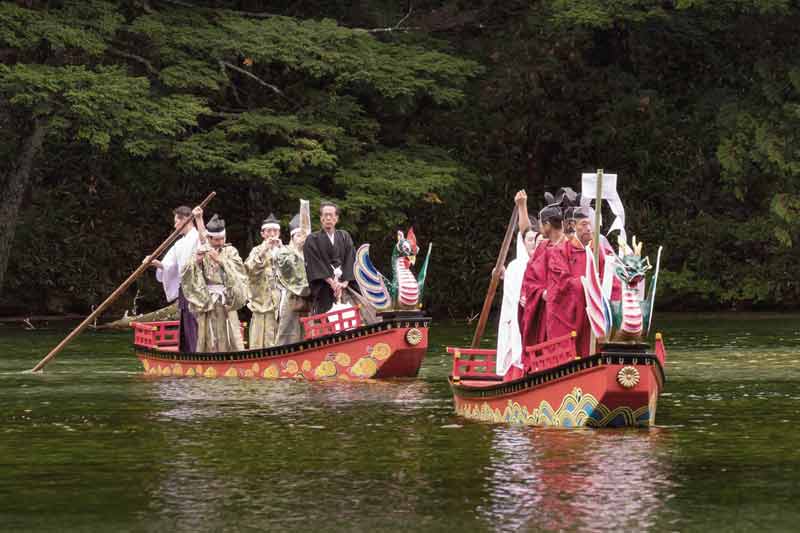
[
  {"x1": 156, "y1": 245, "x2": 180, "y2": 302},
  {"x1": 515, "y1": 232, "x2": 527, "y2": 261},
  {"x1": 175, "y1": 230, "x2": 199, "y2": 273}
]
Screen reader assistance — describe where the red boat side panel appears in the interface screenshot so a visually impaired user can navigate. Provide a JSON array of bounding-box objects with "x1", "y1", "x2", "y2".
[
  {"x1": 451, "y1": 347, "x2": 664, "y2": 428},
  {"x1": 135, "y1": 321, "x2": 427, "y2": 381},
  {"x1": 453, "y1": 364, "x2": 659, "y2": 427}
]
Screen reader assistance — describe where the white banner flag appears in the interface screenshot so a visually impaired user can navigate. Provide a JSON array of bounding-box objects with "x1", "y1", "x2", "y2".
[{"x1": 580, "y1": 172, "x2": 626, "y2": 244}]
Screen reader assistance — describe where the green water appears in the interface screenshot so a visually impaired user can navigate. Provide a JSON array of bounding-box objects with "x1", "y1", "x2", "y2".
[{"x1": 1, "y1": 314, "x2": 799, "y2": 532}]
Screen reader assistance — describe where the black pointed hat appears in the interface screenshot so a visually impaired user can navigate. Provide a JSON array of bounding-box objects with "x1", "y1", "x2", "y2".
[
  {"x1": 206, "y1": 214, "x2": 225, "y2": 236},
  {"x1": 538, "y1": 205, "x2": 563, "y2": 225},
  {"x1": 261, "y1": 213, "x2": 280, "y2": 230},
  {"x1": 289, "y1": 213, "x2": 302, "y2": 235}
]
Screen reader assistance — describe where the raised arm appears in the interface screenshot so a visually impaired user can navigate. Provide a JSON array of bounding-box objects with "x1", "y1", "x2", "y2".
[
  {"x1": 193, "y1": 206, "x2": 207, "y2": 244},
  {"x1": 515, "y1": 190, "x2": 531, "y2": 235}
]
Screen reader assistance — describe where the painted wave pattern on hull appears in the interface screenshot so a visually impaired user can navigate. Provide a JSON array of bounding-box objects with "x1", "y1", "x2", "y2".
[
  {"x1": 456, "y1": 387, "x2": 651, "y2": 428},
  {"x1": 140, "y1": 342, "x2": 394, "y2": 381}
]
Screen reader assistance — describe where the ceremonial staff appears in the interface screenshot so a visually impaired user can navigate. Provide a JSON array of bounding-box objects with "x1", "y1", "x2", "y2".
[
  {"x1": 471, "y1": 206, "x2": 519, "y2": 348},
  {"x1": 590, "y1": 169, "x2": 603, "y2": 355},
  {"x1": 29, "y1": 191, "x2": 217, "y2": 373}
]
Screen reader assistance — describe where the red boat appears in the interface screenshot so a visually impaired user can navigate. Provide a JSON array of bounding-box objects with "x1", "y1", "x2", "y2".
[
  {"x1": 132, "y1": 307, "x2": 429, "y2": 380},
  {"x1": 447, "y1": 332, "x2": 666, "y2": 428}
]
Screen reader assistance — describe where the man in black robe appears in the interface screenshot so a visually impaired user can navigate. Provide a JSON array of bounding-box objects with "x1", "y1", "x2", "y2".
[{"x1": 303, "y1": 201, "x2": 357, "y2": 314}]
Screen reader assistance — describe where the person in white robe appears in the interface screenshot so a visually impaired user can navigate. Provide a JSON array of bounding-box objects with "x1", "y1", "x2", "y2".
[{"x1": 145, "y1": 205, "x2": 201, "y2": 352}]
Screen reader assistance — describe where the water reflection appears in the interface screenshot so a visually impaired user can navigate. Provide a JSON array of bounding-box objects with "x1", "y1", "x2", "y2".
[
  {"x1": 479, "y1": 428, "x2": 674, "y2": 532},
  {"x1": 2, "y1": 316, "x2": 800, "y2": 531},
  {"x1": 141, "y1": 377, "x2": 445, "y2": 530}
]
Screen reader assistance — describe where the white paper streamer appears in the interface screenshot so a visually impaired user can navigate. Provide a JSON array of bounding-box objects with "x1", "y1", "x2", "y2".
[{"x1": 580, "y1": 172, "x2": 626, "y2": 243}]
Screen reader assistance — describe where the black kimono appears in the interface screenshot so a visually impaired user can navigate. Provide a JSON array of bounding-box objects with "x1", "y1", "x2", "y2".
[{"x1": 304, "y1": 229, "x2": 357, "y2": 314}]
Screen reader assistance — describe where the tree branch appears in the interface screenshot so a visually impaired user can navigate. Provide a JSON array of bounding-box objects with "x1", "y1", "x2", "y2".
[
  {"x1": 363, "y1": 1, "x2": 417, "y2": 34},
  {"x1": 219, "y1": 61, "x2": 293, "y2": 104},
  {"x1": 396, "y1": 1, "x2": 414, "y2": 29},
  {"x1": 107, "y1": 47, "x2": 158, "y2": 77},
  {"x1": 219, "y1": 60, "x2": 243, "y2": 106},
  {"x1": 363, "y1": 26, "x2": 421, "y2": 34}
]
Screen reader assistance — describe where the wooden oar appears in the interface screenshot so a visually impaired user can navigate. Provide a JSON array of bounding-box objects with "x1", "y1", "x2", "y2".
[
  {"x1": 29, "y1": 191, "x2": 217, "y2": 373},
  {"x1": 471, "y1": 206, "x2": 519, "y2": 348}
]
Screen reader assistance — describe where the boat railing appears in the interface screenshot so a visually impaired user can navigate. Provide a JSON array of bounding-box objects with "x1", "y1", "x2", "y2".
[
  {"x1": 132, "y1": 321, "x2": 180, "y2": 351},
  {"x1": 300, "y1": 306, "x2": 362, "y2": 340},
  {"x1": 524, "y1": 332, "x2": 578, "y2": 374},
  {"x1": 446, "y1": 347, "x2": 499, "y2": 381},
  {"x1": 654, "y1": 332, "x2": 666, "y2": 366}
]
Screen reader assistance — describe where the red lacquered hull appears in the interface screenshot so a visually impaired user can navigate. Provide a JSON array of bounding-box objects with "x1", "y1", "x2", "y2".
[
  {"x1": 449, "y1": 338, "x2": 666, "y2": 428},
  {"x1": 133, "y1": 314, "x2": 429, "y2": 381}
]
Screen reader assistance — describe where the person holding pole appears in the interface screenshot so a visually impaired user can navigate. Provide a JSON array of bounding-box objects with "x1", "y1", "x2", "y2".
[
  {"x1": 31, "y1": 192, "x2": 216, "y2": 372},
  {"x1": 517, "y1": 204, "x2": 564, "y2": 370},
  {"x1": 495, "y1": 190, "x2": 541, "y2": 380},
  {"x1": 145, "y1": 205, "x2": 204, "y2": 353}
]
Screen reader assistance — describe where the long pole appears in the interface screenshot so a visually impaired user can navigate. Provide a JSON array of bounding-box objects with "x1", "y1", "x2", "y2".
[
  {"x1": 590, "y1": 169, "x2": 604, "y2": 355},
  {"x1": 471, "y1": 206, "x2": 519, "y2": 348},
  {"x1": 29, "y1": 191, "x2": 217, "y2": 372}
]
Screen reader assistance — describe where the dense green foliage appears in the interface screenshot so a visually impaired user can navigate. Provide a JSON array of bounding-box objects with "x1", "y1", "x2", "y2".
[{"x1": 1, "y1": 0, "x2": 798, "y2": 318}]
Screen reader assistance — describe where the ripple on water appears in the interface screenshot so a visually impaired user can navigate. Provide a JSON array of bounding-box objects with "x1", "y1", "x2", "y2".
[{"x1": 0, "y1": 315, "x2": 799, "y2": 531}]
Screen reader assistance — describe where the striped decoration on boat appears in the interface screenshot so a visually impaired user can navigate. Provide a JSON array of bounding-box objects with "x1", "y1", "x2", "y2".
[
  {"x1": 397, "y1": 256, "x2": 419, "y2": 307},
  {"x1": 581, "y1": 248, "x2": 611, "y2": 338},
  {"x1": 354, "y1": 244, "x2": 391, "y2": 309}
]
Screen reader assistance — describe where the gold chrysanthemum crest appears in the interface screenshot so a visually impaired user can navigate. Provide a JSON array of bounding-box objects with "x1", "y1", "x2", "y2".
[{"x1": 617, "y1": 366, "x2": 640, "y2": 388}]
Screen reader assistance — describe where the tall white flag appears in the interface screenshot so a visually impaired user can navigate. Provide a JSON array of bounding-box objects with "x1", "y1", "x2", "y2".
[{"x1": 580, "y1": 172, "x2": 626, "y2": 244}]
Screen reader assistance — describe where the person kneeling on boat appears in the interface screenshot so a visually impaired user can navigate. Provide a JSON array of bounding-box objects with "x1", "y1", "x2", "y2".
[
  {"x1": 181, "y1": 215, "x2": 248, "y2": 352},
  {"x1": 496, "y1": 190, "x2": 541, "y2": 381},
  {"x1": 245, "y1": 214, "x2": 284, "y2": 349},
  {"x1": 274, "y1": 213, "x2": 310, "y2": 345}
]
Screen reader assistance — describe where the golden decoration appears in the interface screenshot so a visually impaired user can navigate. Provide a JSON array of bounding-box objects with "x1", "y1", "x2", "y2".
[
  {"x1": 314, "y1": 360, "x2": 337, "y2": 379},
  {"x1": 252, "y1": 363, "x2": 260, "y2": 374},
  {"x1": 149, "y1": 367, "x2": 158, "y2": 376},
  {"x1": 453, "y1": 388, "x2": 649, "y2": 427},
  {"x1": 160, "y1": 366, "x2": 172, "y2": 377},
  {"x1": 142, "y1": 359, "x2": 150, "y2": 372},
  {"x1": 617, "y1": 366, "x2": 640, "y2": 389},
  {"x1": 405, "y1": 329, "x2": 423, "y2": 346},
  {"x1": 204, "y1": 366, "x2": 218, "y2": 378},
  {"x1": 334, "y1": 352, "x2": 351, "y2": 366},
  {"x1": 350, "y1": 356, "x2": 378, "y2": 378},
  {"x1": 243, "y1": 369, "x2": 254, "y2": 378},
  {"x1": 302, "y1": 360, "x2": 312, "y2": 372},
  {"x1": 371, "y1": 342, "x2": 392, "y2": 360},
  {"x1": 263, "y1": 365, "x2": 279, "y2": 379},
  {"x1": 284, "y1": 360, "x2": 299, "y2": 375},
  {"x1": 224, "y1": 367, "x2": 239, "y2": 378},
  {"x1": 185, "y1": 367, "x2": 196, "y2": 377},
  {"x1": 172, "y1": 363, "x2": 183, "y2": 377},
  {"x1": 338, "y1": 374, "x2": 350, "y2": 381}
]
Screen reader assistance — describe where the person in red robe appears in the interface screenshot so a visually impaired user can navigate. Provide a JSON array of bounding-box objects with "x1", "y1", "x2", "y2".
[
  {"x1": 517, "y1": 205, "x2": 565, "y2": 374},
  {"x1": 546, "y1": 206, "x2": 611, "y2": 357}
]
